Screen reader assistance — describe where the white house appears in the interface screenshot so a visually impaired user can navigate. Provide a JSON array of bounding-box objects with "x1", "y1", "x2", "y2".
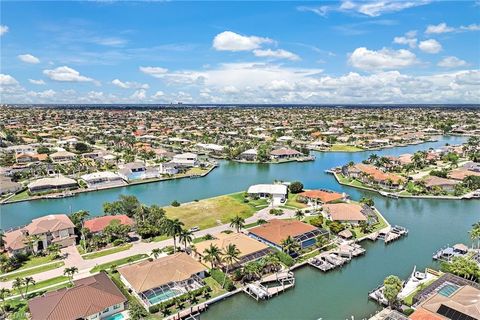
[
  {"x1": 247, "y1": 184, "x2": 288, "y2": 206},
  {"x1": 171, "y1": 153, "x2": 199, "y2": 167},
  {"x1": 81, "y1": 171, "x2": 125, "y2": 188}
]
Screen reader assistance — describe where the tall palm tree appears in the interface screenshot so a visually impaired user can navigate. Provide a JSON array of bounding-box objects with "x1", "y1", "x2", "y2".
[
  {"x1": 12, "y1": 278, "x2": 25, "y2": 299},
  {"x1": 151, "y1": 248, "x2": 162, "y2": 259},
  {"x1": 222, "y1": 244, "x2": 240, "y2": 288},
  {"x1": 70, "y1": 210, "x2": 90, "y2": 252},
  {"x1": 24, "y1": 277, "x2": 35, "y2": 297},
  {"x1": 63, "y1": 267, "x2": 78, "y2": 284},
  {"x1": 262, "y1": 253, "x2": 281, "y2": 273},
  {"x1": 179, "y1": 229, "x2": 193, "y2": 252},
  {"x1": 294, "y1": 210, "x2": 305, "y2": 221},
  {"x1": 281, "y1": 236, "x2": 300, "y2": 255},
  {"x1": 229, "y1": 215, "x2": 245, "y2": 233},
  {"x1": 470, "y1": 222, "x2": 480, "y2": 249},
  {"x1": 24, "y1": 235, "x2": 41, "y2": 254},
  {"x1": 165, "y1": 219, "x2": 184, "y2": 253},
  {"x1": 203, "y1": 244, "x2": 222, "y2": 269},
  {"x1": 46, "y1": 243, "x2": 61, "y2": 259}
]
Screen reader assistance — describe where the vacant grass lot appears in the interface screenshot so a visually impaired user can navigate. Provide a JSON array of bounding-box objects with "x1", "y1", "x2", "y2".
[
  {"x1": 329, "y1": 144, "x2": 364, "y2": 152},
  {"x1": 164, "y1": 192, "x2": 263, "y2": 229},
  {"x1": 284, "y1": 193, "x2": 308, "y2": 209}
]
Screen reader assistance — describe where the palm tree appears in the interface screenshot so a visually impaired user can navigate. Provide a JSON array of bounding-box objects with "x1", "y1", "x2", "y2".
[
  {"x1": 262, "y1": 253, "x2": 281, "y2": 273},
  {"x1": 368, "y1": 153, "x2": 379, "y2": 164},
  {"x1": 0, "y1": 288, "x2": 9, "y2": 313},
  {"x1": 470, "y1": 222, "x2": 480, "y2": 249},
  {"x1": 179, "y1": 229, "x2": 193, "y2": 252},
  {"x1": 229, "y1": 215, "x2": 245, "y2": 233},
  {"x1": 151, "y1": 248, "x2": 162, "y2": 259},
  {"x1": 0, "y1": 230, "x2": 5, "y2": 250},
  {"x1": 63, "y1": 267, "x2": 78, "y2": 284},
  {"x1": 24, "y1": 235, "x2": 41, "y2": 254},
  {"x1": 203, "y1": 244, "x2": 222, "y2": 269},
  {"x1": 165, "y1": 219, "x2": 184, "y2": 253},
  {"x1": 294, "y1": 210, "x2": 305, "y2": 221},
  {"x1": 281, "y1": 236, "x2": 300, "y2": 255},
  {"x1": 46, "y1": 243, "x2": 61, "y2": 259},
  {"x1": 12, "y1": 277, "x2": 25, "y2": 299},
  {"x1": 222, "y1": 244, "x2": 240, "y2": 288},
  {"x1": 24, "y1": 277, "x2": 35, "y2": 297},
  {"x1": 70, "y1": 210, "x2": 90, "y2": 252}
]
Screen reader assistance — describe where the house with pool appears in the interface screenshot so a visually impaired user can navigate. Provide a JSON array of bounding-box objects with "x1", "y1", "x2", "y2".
[
  {"x1": 248, "y1": 219, "x2": 328, "y2": 254},
  {"x1": 247, "y1": 183, "x2": 287, "y2": 206},
  {"x1": 118, "y1": 252, "x2": 207, "y2": 309}
]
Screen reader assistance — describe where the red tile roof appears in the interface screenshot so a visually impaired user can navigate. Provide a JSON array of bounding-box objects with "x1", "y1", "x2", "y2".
[
  {"x1": 249, "y1": 219, "x2": 318, "y2": 246},
  {"x1": 299, "y1": 190, "x2": 344, "y2": 203},
  {"x1": 84, "y1": 215, "x2": 134, "y2": 233}
]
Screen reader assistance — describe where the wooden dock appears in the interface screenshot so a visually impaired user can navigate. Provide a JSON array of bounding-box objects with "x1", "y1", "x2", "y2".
[{"x1": 243, "y1": 271, "x2": 295, "y2": 301}]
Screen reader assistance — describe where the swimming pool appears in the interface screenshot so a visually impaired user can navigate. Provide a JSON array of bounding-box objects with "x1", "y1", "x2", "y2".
[
  {"x1": 104, "y1": 313, "x2": 125, "y2": 320},
  {"x1": 145, "y1": 288, "x2": 184, "y2": 305},
  {"x1": 438, "y1": 283, "x2": 459, "y2": 297}
]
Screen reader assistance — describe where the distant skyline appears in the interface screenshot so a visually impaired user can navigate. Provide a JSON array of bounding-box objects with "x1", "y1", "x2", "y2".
[{"x1": 1, "y1": 1, "x2": 479, "y2": 104}]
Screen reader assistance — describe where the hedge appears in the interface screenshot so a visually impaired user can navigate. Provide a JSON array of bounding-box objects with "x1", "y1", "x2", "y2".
[
  {"x1": 275, "y1": 251, "x2": 295, "y2": 267},
  {"x1": 210, "y1": 268, "x2": 235, "y2": 291}
]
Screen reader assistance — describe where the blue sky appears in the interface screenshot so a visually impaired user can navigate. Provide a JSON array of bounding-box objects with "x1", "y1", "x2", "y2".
[{"x1": 1, "y1": 0, "x2": 479, "y2": 104}]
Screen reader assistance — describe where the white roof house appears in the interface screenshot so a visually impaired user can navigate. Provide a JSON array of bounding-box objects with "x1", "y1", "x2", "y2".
[
  {"x1": 28, "y1": 176, "x2": 78, "y2": 192},
  {"x1": 247, "y1": 184, "x2": 287, "y2": 206},
  {"x1": 171, "y1": 153, "x2": 199, "y2": 167},
  {"x1": 241, "y1": 149, "x2": 258, "y2": 156}
]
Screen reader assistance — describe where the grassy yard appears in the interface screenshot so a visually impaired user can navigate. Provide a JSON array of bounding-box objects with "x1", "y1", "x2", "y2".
[
  {"x1": 90, "y1": 254, "x2": 148, "y2": 273},
  {"x1": 10, "y1": 275, "x2": 69, "y2": 296},
  {"x1": 350, "y1": 209, "x2": 388, "y2": 239},
  {"x1": 8, "y1": 189, "x2": 30, "y2": 202},
  {"x1": 403, "y1": 277, "x2": 438, "y2": 306},
  {"x1": 284, "y1": 193, "x2": 308, "y2": 209},
  {"x1": 82, "y1": 244, "x2": 133, "y2": 260},
  {"x1": 203, "y1": 276, "x2": 228, "y2": 297},
  {"x1": 329, "y1": 144, "x2": 364, "y2": 152},
  {"x1": 0, "y1": 261, "x2": 65, "y2": 282},
  {"x1": 164, "y1": 192, "x2": 262, "y2": 229},
  {"x1": 0, "y1": 254, "x2": 56, "y2": 273}
]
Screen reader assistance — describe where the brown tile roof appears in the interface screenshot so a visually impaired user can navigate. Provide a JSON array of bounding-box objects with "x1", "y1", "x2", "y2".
[
  {"x1": 248, "y1": 219, "x2": 318, "y2": 246},
  {"x1": 194, "y1": 233, "x2": 269, "y2": 259},
  {"x1": 270, "y1": 148, "x2": 302, "y2": 156},
  {"x1": 409, "y1": 308, "x2": 444, "y2": 320},
  {"x1": 323, "y1": 203, "x2": 368, "y2": 222},
  {"x1": 28, "y1": 272, "x2": 126, "y2": 320},
  {"x1": 448, "y1": 168, "x2": 480, "y2": 181},
  {"x1": 26, "y1": 214, "x2": 75, "y2": 235},
  {"x1": 423, "y1": 176, "x2": 461, "y2": 188},
  {"x1": 299, "y1": 190, "x2": 344, "y2": 203},
  {"x1": 4, "y1": 229, "x2": 27, "y2": 251},
  {"x1": 354, "y1": 163, "x2": 404, "y2": 184},
  {"x1": 118, "y1": 252, "x2": 207, "y2": 293},
  {"x1": 84, "y1": 215, "x2": 134, "y2": 233}
]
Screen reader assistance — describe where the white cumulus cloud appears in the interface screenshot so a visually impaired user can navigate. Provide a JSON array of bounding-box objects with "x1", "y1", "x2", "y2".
[
  {"x1": 131, "y1": 89, "x2": 147, "y2": 100},
  {"x1": 29, "y1": 79, "x2": 46, "y2": 85},
  {"x1": 425, "y1": 22, "x2": 455, "y2": 34},
  {"x1": 112, "y1": 79, "x2": 149, "y2": 89},
  {"x1": 43, "y1": 66, "x2": 95, "y2": 82},
  {"x1": 253, "y1": 49, "x2": 300, "y2": 61},
  {"x1": 18, "y1": 54, "x2": 40, "y2": 64},
  {"x1": 0, "y1": 74, "x2": 19, "y2": 86},
  {"x1": 418, "y1": 39, "x2": 442, "y2": 54},
  {"x1": 0, "y1": 25, "x2": 8, "y2": 36},
  {"x1": 139, "y1": 66, "x2": 169, "y2": 77},
  {"x1": 437, "y1": 56, "x2": 467, "y2": 68},
  {"x1": 348, "y1": 47, "x2": 418, "y2": 71},
  {"x1": 213, "y1": 31, "x2": 273, "y2": 51}
]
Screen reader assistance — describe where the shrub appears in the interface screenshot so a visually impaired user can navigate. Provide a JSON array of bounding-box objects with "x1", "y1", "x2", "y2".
[
  {"x1": 149, "y1": 305, "x2": 160, "y2": 314},
  {"x1": 112, "y1": 239, "x2": 125, "y2": 246},
  {"x1": 309, "y1": 216, "x2": 324, "y2": 227},
  {"x1": 269, "y1": 208, "x2": 283, "y2": 216},
  {"x1": 171, "y1": 200, "x2": 180, "y2": 207},
  {"x1": 210, "y1": 268, "x2": 235, "y2": 291},
  {"x1": 275, "y1": 251, "x2": 295, "y2": 267},
  {"x1": 289, "y1": 181, "x2": 304, "y2": 194}
]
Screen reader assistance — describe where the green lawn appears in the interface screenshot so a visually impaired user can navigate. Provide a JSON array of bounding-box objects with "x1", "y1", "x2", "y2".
[
  {"x1": 0, "y1": 261, "x2": 65, "y2": 282},
  {"x1": 0, "y1": 254, "x2": 56, "y2": 273},
  {"x1": 285, "y1": 193, "x2": 308, "y2": 209},
  {"x1": 350, "y1": 209, "x2": 388, "y2": 239},
  {"x1": 329, "y1": 144, "x2": 364, "y2": 152},
  {"x1": 204, "y1": 276, "x2": 228, "y2": 297},
  {"x1": 164, "y1": 192, "x2": 262, "y2": 229},
  {"x1": 10, "y1": 275, "x2": 69, "y2": 296},
  {"x1": 82, "y1": 244, "x2": 133, "y2": 260},
  {"x1": 90, "y1": 254, "x2": 148, "y2": 273},
  {"x1": 8, "y1": 189, "x2": 30, "y2": 202},
  {"x1": 403, "y1": 277, "x2": 438, "y2": 306}
]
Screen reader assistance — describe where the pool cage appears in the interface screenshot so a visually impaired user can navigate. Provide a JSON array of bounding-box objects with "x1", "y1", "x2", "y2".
[{"x1": 140, "y1": 274, "x2": 205, "y2": 307}]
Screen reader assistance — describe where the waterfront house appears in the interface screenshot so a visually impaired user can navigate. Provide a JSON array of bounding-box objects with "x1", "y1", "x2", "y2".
[
  {"x1": 422, "y1": 176, "x2": 461, "y2": 193},
  {"x1": 6, "y1": 144, "x2": 36, "y2": 155},
  {"x1": 118, "y1": 162, "x2": 159, "y2": 181},
  {"x1": 448, "y1": 167, "x2": 480, "y2": 181},
  {"x1": 409, "y1": 284, "x2": 480, "y2": 320},
  {"x1": 15, "y1": 153, "x2": 48, "y2": 164},
  {"x1": 49, "y1": 150, "x2": 76, "y2": 163},
  {"x1": 342, "y1": 163, "x2": 405, "y2": 190},
  {"x1": 239, "y1": 149, "x2": 258, "y2": 161},
  {"x1": 118, "y1": 252, "x2": 207, "y2": 308},
  {"x1": 297, "y1": 190, "x2": 346, "y2": 206},
  {"x1": 0, "y1": 176, "x2": 22, "y2": 195},
  {"x1": 193, "y1": 233, "x2": 271, "y2": 269},
  {"x1": 28, "y1": 272, "x2": 127, "y2": 320},
  {"x1": 322, "y1": 203, "x2": 368, "y2": 225},
  {"x1": 248, "y1": 219, "x2": 328, "y2": 252},
  {"x1": 171, "y1": 152, "x2": 199, "y2": 167},
  {"x1": 84, "y1": 215, "x2": 134, "y2": 235},
  {"x1": 158, "y1": 162, "x2": 178, "y2": 175},
  {"x1": 3, "y1": 214, "x2": 76, "y2": 256},
  {"x1": 80, "y1": 171, "x2": 125, "y2": 188},
  {"x1": 247, "y1": 184, "x2": 287, "y2": 206},
  {"x1": 270, "y1": 147, "x2": 302, "y2": 160},
  {"x1": 27, "y1": 176, "x2": 78, "y2": 193}
]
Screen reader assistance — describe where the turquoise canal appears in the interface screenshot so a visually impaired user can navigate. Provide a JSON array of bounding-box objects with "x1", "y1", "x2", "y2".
[{"x1": 1, "y1": 135, "x2": 479, "y2": 319}]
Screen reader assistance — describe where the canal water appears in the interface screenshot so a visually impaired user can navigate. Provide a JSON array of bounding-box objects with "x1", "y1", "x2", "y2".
[{"x1": 1, "y1": 135, "x2": 478, "y2": 319}]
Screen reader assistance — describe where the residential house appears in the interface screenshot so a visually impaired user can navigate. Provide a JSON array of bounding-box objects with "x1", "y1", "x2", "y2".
[
  {"x1": 297, "y1": 190, "x2": 346, "y2": 207},
  {"x1": 171, "y1": 153, "x2": 199, "y2": 167},
  {"x1": 27, "y1": 176, "x2": 78, "y2": 193},
  {"x1": 84, "y1": 215, "x2": 134, "y2": 234},
  {"x1": 343, "y1": 163, "x2": 405, "y2": 190},
  {"x1": 117, "y1": 162, "x2": 159, "y2": 181},
  {"x1": 248, "y1": 219, "x2": 328, "y2": 252},
  {"x1": 0, "y1": 176, "x2": 22, "y2": 195},
  {"x1": 28, "y1": 272, "x2": 127, "y2": 320},
  {"x1": 49, "y1": 150, "x2": 76, "y2": 163},
  {"x1": 193, "y1": 233, "x2": 271, "y2": 269},
  {"x1": 118, "y1": 252, "x2": 207, "y2": 308},
  {"x1": 81, "y1": 171, "x2": 125, "y2": 188},
  {"x1": 3, "y1": 214, "x2": 76, "y2": 256},
  {"x1": 238, "y1": 149, "x2": 257, "y2": 161},
  {"x1": 247, "y1": 184, "x2": 287, "y2": 206},
  {"x1": 270, "y1": 147, "x2": 302, "y2": 160},
  {"x1": 422, "y1": 176, "x2": 461, "y2": 193},
  {"x1": 322, "y1": 203, "x2": 369, "y2": 225}
]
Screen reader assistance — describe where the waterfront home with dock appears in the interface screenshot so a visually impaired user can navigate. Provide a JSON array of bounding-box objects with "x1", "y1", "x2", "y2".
[
  {"x1": 193, "y1": 233, "x2": 272, "y2": 269},
  {"x1": 248, "y1": 219, "x2": 328, "y2": 252},
  {"x1": 297, "y1": 189, "x2": 346, "y2": 206},
  {"x1": 322, "y1": 203, "x2": 370, "y2": 225},
  {"x1": 28, "y1": 272, "x2": 127, "y2": 320},
  {"x1": 118, "y1": 252, "x2": 207, "y2": 309},
  {"x1": 27, "y1": 176, "x2": 78, "y2": 193},
  {"x1": 342, "y1": 163, "x2": 405, "y2": 190},
  {"x1": 3, "y1": 214, "x2": 76, "y2": 256},
  {"x1": 270, "y1": 148, "x2": 303, "y2": 161},
  {"x1": 171, "y1": 152, "x2": 199, "y2": 167},
  {"x1": 81, "y1": 171, "x2": 126, "y2": 188}
]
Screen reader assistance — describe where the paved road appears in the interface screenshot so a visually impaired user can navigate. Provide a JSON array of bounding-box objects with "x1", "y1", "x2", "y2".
[{"x1": 0, "y1": 206, "x2": 300, "y2": 289}]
